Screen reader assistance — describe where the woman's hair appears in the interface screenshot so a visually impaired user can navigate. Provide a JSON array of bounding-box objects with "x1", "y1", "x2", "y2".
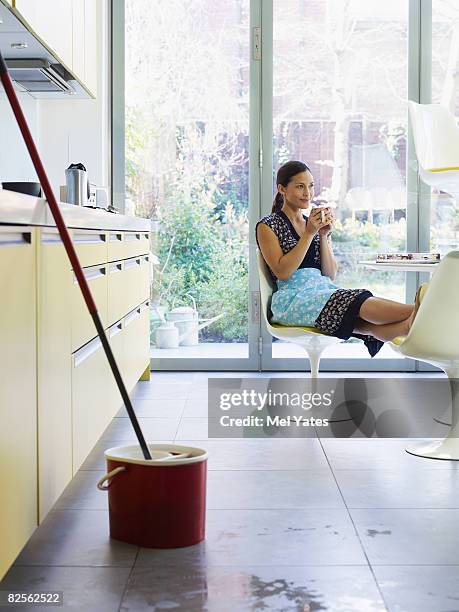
[{"x1": 272, "y1": 160, "x2": 311, "y2": 213}]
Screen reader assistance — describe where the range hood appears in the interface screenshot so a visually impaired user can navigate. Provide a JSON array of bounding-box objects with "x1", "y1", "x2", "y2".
[
  {"x1": 0, "y1": 0, "x2": 92, "y2": 99},
  {"x1": 5, "y1": 59, "x2": 75, "y2": 94}
]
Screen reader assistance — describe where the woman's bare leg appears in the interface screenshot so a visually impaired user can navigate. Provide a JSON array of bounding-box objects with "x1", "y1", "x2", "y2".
[
  {"x1": 358, "y1": 297, "x2": 414, "y2": 325},
  {"x1": 353, "y1": 315, "x2": 413, "y2": 342}
]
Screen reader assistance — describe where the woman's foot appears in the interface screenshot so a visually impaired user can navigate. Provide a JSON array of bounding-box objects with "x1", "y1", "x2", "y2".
[{"x1": 406, "y1": 282, "x2": 429, "y2": 332}]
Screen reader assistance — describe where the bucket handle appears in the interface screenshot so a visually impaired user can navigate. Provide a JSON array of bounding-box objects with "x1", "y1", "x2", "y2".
[{"x1": 97, "y1": 466, "x2": 126, "y2": 490}]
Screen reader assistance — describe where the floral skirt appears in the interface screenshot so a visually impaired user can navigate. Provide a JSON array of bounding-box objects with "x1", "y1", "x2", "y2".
[{"x1": 270, "y1": 268, "x2": 384, "y2": 357}]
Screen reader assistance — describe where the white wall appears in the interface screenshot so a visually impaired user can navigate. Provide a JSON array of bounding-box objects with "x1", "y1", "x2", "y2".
[
  {"x1": 37, "y1": 0, "x2": 110, "y2": 200},
  {"x1": 0, "y1": 92, "x2": 39, "y2": 183}
]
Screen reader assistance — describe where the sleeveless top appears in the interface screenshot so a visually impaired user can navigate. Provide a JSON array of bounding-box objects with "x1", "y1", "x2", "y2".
[{"x1": 255, "y1": 210, "x2": 322, "y2": 278}]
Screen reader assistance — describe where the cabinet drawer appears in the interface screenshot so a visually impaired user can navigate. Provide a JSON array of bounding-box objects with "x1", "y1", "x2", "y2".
[
  {"x1": 71, "y1": 264, "x2": 108, "y2": 352},
  {"x1": 124, "y1": 231, "x2": 150, "y2": 258},
  {"x1": 0, "y1": 227, "x2": 37, "y2": 580},
  {"x1": 37, "y1": 230, "x2": 72, "y2": 522},
  {"x1": 108, "y1": 320, "x2": 125, "y2": 419},
  {"x1": 72, "y1": 337, "x2": 109, "y2": 472},
  {"x1": 107, "y1": 260, "x2": 128, "y2": 326},
  {"x1": 107, "y1": 232, "x2": 125, "y2": 262},
  {"x1": 139, "y1": 254, "x2": 151, "y2": 303},
  {"x1": 123, "y1": 301, "x2": 150, "y2": 392},
  {"x1": 123, "y1": 256, "x2": 142, "y2": 315},
  {"x1": 108, "y1": 231, "x2": 149, "y2": 262},
  {"x1": 72, "y1": 230, "x2": 107, "y2": 267}
]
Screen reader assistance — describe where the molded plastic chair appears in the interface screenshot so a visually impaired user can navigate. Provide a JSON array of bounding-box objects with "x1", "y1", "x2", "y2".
[
  {"x1": 257, "y1": 250, "x2": 341, "y2": 377},
  {"x1": 408, "y1": 101, "x2": 459, "y2": 193},
  {"x1": 389, "y1": 250, "x2": 459, "y2": 460}
]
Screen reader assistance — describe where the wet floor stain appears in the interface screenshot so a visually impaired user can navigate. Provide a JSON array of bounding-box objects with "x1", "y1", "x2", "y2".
[
  {"x1": 243, "y1": 575, "x2": 327, "y2": 611},
  {"x1": 367, "y1": 529, "x2": 392, "y2": 538},
  {"x1": 285, "y1": 527, "x2": 316, "y2": 532}
]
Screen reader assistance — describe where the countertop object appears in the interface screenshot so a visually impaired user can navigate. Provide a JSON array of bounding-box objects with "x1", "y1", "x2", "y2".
[
  {"x1": 0, "y1": 189, "x2": 150, "y2": 231},
  {"x1": 359, "y1": 260, "x2": 440, "y2": 273}
]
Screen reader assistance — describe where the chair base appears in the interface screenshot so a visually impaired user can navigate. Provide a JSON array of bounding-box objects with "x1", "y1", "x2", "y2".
[{"x1": 406, "y1": 437, "x2": 459, "y2": 460}]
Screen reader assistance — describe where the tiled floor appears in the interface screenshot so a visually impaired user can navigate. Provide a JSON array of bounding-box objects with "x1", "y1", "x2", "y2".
[{"x1": 2, "y1": 372, "x2": 459, "y2": 612}]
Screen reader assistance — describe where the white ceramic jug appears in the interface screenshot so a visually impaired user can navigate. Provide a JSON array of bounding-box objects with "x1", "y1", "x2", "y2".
[{"x1": 155, "y1": 322, "x2": 179, "y2": 349}]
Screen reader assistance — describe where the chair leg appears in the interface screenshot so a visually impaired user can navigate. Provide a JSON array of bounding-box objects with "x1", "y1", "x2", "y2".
[
  {"x1": 406, "y1": 375, "x2": 459, "y2": 460},
  {"x1": 305, "y1": 345, "x2": 324, "y2": 379}
]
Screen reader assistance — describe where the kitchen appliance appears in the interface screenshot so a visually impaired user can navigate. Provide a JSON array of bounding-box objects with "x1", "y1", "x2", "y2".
[
  {"x1": 4, "y1": 59, "x2": 74, "y2": 95},
  {"x1": 65, "y1": 163, "x2": 89, "y2": 206},
  {"x1": 1, "y1": 181, "x2": 41, "y2": 197}
]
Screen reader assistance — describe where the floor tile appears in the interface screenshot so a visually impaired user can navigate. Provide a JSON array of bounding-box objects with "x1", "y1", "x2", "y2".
[
  {"x1": 136, "y1": 508, "x2": 367, "y2": 567},
  {"x1": 178, "y1": 438, "x2": 330, "y2": 470},
  {"x1": 335, "y1": 469, "x2": 459, "y2": 508},
  {"x1": 351, "y1": 508, "x2": 459, "y2": 565},
  {"x1": 101, "y1": 417, "x2": 180, "y2": 442},
  {"x1": 119, "y1": 397, "x2": 186, "y2": 418},
  {"x1": 206, "y1": 470, "x2": 344, "y2": 509},
  {"x1": 176, "y1": 418, "x2": 317, "y2": 440},
  {"x1": 182, "y1": 397, "x2": 210, "y2": 418},
  {"x1": 373, "y1": 565, "x2": 459, "y2": 612},
  {"x1": 13, "y1": 509, "x2": 138, "y2": 567},
  {"x1": 120, "y1": 565, "x2": 386, "y2": 612},
  {"x1": 131, "y1": 382, "x2": 191, "y2": 400},
  {"x1": 321, "y1": 439, "x2": 459, "y2": 470},
  {"x1": 0, "y1": 566, "x2": 131, "y2": 612},
  {"x1": 54, "y1": 470, "x2": 107, "y2": 510}
]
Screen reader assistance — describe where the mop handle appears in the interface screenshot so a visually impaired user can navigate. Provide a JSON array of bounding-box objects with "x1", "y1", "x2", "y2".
[{"x1": 0, "y1": 52, "x2": 152, "y2": 461}]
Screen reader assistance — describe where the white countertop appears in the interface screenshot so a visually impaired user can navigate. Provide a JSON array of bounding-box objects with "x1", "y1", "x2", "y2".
[{"x1": 0, "y1": 189, "x2": 151, "y2": 232}]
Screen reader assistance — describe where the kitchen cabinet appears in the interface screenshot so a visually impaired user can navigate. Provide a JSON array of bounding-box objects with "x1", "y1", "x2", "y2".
[
  {"x1": 71, "y1": 262, "x2": 108, "y2": 352},
  {"x1": 15, "y1": 0, "x2": 73, "y2": 70},
  {"x1": 0, "y1": 227, "x2": 37, "y2": 581},
  {"x1": 13, "y1": 0, "x2": 98, "y2": 96},
  {"x1": 72, "y1": 336, "x2": 110, "y2": 472},
  {"x1": 84, "y1": 0, "x2": 98, "y2": 95},
  {"x1": 108, "y1": 320, "x2": 125, "y2": 419},
  {"x1": 123, "y1": 302, "x2": 151, "y2": 392},
  {"x1": 0, "y1": 189, "x2": 151, "y2": 578},
  {"x1": 37, "y1": 229, "x2": 73, "y2": 522},
  {"x1": 72, "y1": 0, "x2": 85, "y2": 82}
]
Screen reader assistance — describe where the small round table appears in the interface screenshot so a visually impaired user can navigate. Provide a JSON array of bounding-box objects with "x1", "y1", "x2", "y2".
[{"x1": 359, "y1": 260, "x2": 440, "y2": 274}]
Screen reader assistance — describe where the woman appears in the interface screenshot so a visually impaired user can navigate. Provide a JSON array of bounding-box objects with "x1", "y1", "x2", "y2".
[{"x1": 256, "y1": 160, "x2": 420, "y2": 357}]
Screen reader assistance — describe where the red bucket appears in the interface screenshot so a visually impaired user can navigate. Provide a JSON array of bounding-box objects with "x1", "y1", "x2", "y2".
[{"x1": 97, "y1": 443, "x2": 208, "y2": 548}]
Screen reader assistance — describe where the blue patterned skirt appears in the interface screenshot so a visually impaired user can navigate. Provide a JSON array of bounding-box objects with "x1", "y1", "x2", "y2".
[{"x1": 270, "y1": 268, "x2": 383, "y2": 357}]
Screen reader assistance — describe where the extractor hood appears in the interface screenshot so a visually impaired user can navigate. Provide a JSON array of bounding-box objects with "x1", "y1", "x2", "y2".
[
  {"x1": 5, "y1": 59, "x2": 75, "y2": 94},
  {"x1": 0, "y1": 0, "x2": 92, "y2": 99}
]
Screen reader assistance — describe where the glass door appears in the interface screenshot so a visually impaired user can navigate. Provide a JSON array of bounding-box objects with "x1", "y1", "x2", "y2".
[
  {"x1": 123, "y1": 0, "x2": 261, "y2": 370},
  {"x1": 261, "y1": 0, "x2": 417, "y2": 371}
]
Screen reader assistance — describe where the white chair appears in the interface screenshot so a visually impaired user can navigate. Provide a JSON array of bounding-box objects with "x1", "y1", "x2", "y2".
[
  {"x1": 389, "y1": 250, "x2": 459, "y2": 460},
  {"x1": 408, "y1": 101, "x2": 459, "y2": 196},
  {"x1": 257, "y1": 250, "x2": 341, "y2": 377}
]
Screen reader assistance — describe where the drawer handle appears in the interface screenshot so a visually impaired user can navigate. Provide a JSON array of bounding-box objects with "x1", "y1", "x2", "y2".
[
  {"x1": 124, "y1": 258, "x2": 138, "y2": 270},
  {"x1": 41, "y1": 231, "x2": 61, "y2": 244},
  {"x1": 0, "y1": 231, "x2": 32, "y2": 246},
  {"x1": 109, "y1": 321, "x2": 123, "y2": 337},
  {"x1": 109, "y1": 262, "x2": 123, "y2": 273},
  {"x1": 109, "y1": 233, "x2": 123, "y2": 242},
  {"x1": 73, "y1": 336, "x2": 102, "y2": 366},
  {"x1": 73, "y1": 232, "x2": 106, "y2": 244},
  {"x1": 124, "y1": 307, "x2": 141, "y2": 326},
  {"x1": 74, "y1": 265, "x2": 106, "y2": 283}
]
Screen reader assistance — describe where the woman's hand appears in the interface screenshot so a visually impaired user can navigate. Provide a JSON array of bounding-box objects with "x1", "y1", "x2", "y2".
[
  {"x1": 318, "y1": 207, "x2": 335, "y2": 237},
  {"x1": 307, "y1": 207, "x2": 333, "y2": 236}
]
